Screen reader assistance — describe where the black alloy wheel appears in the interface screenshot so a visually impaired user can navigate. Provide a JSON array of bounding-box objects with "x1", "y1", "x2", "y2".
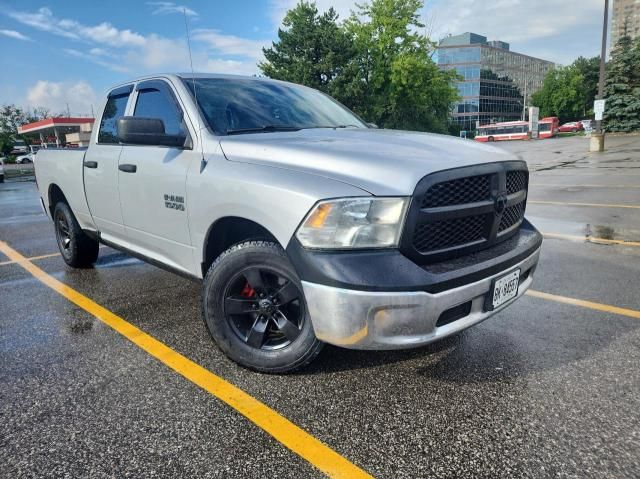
[
  {"x1": 223, "y1": 266, "x2": 304, "y2": 351},
  {"x1": 55, "y1": 209, "x2": 72, "y2": 256},
  {"x1": 202, "y1": 240, "x2": 323, "y2": 373}
]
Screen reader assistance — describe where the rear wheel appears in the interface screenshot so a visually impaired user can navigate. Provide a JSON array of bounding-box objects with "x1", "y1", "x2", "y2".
[
  {"x1": 202, "y1": 241, "x2": 323, "y2": 373},
  {"x1": 53, "y1": 202, "x2": 99, "y2": 268},
  {"x1": 488, "y1": 136, "x2": 495, "y2": 142}
]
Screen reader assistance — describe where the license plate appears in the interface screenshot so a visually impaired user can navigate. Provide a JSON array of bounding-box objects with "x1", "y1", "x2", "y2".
[{"x1": 486, "y1": 269, "x2": 520, "y2": 311}]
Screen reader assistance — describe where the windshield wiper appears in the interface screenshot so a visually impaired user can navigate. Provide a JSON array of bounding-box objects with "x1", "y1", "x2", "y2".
[
  {"x1": 302, "y1": 125, "x2": 362, "y2": 130},
  {"x1": 226, "y1": 125, "x2": 301, "y2": 135}
]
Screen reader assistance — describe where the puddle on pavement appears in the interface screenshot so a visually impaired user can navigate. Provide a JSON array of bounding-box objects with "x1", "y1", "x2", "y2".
[
  {"x1": 528, "y1": 216, "x2": 640, "y2": 243},
  {"x1": 586, "y1": 224, "x2": 616, "y2": 240}
]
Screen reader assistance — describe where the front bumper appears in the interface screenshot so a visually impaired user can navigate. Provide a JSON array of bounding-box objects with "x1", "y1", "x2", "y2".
[{"x1": 301, "y1": 246, "x2": 540, "y2": 350}]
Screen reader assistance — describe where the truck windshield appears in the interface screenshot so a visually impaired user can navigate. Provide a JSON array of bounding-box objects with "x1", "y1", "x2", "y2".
[{"x1": 182, "y1": 78, "x2": 366, "y2": 135}]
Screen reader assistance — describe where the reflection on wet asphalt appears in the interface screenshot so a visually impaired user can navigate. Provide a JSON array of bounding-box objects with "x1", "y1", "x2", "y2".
[{"x1": 1, "y1": 135, "x2": 639, "y2": 478}]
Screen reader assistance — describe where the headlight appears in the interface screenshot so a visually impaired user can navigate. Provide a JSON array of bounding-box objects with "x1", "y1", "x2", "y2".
[{"x1": 296, "y1": 197, "x2": 409, "y2": 249}]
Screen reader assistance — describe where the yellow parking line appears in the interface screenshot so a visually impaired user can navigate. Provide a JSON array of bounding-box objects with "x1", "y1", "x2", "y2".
[
  {"x1": 0, "y1": 252, "x2": 60, "y2": 267},
  {"x1": 543, "y1": 232, "x2": 640, "y2": 247},
  {"x1": 0, "y1": 245, "x2": 108, "y2": 267},
  {"x1": 526, "y1": 290, "x2": 640, "y2": 320},
  {"x1": 531, "y1": 183, "x2": 640, "y2": 189},
  {"x1": 0, "y1": 240, "x2": 372, "y2": 479},
  {"x1": 529, "y1": 200, "x2": 640, "y2": 209}
]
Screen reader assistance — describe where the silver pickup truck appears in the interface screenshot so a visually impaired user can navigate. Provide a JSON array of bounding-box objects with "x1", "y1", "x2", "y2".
[{"x1": 35, "y1": 74, "x2": 542, "y2": 373}]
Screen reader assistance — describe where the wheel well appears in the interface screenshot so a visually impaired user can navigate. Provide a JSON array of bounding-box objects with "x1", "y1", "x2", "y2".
[
  {"x1": 202, "y1": 217, "x2": 278, "y2": 276},
  {"x1": 48, "y1": 184, "x2": 68, "y2": 217}
]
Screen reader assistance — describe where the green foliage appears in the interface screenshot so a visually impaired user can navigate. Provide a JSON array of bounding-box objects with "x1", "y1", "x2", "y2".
[
  {"x1": 604, "y1": 35, "x2": 640, "y2": 132},
  {"x1": 259, "y1": 2, "x2": 353, "y2": 93},
  {"x1": 260, "y1": 0, "x2": 459, "y2": 134},
  {"x1": 573, "y1": 56, "x2": 600, "y2": 115},
  {"x1": 0, "y1": 104, "x2": 51, "y2": 153},
  {"x1": 531, "y1": 59, "x2": 598, "y2": 122}
]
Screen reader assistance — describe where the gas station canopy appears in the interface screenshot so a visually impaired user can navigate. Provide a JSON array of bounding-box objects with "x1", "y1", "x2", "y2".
[{"x1": 18, "y1": 117, "x2": 95, "y2": 147}]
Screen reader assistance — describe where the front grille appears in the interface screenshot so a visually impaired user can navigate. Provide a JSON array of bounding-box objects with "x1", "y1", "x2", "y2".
[
  {"x1": 499, "y1": 202, "x2": 525, "y2": 232},
  {"x1": 421, "y1": 175, "x2": 491, "y2": 208},
  {"x1": 506, "y1": 171, "x2": 528, "y2": 194},
  {"x1": 413, "y1": 214, "x2": 486, "y2": 252},
  {"x1": 401, "y1": 163, "x2": 529, "y2": 263}
]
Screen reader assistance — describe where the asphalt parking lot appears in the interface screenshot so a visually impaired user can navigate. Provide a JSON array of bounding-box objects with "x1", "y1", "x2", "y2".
[{"x1": 1, "y1": 135, "x2": 639, "y2": 478}]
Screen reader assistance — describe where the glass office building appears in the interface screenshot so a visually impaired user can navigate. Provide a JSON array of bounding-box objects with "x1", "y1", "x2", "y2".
[{"x1": 437, "y1": 32, "x2": 554, "y2": 131}]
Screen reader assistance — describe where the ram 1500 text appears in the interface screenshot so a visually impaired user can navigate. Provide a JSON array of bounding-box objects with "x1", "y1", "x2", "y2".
[{"x1": 35, "y1": 74, "x2": 542, "y2": 372}]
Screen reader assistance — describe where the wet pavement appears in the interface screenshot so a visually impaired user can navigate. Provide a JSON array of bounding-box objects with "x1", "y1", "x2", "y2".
[{"x1": 1, "y1": 135, "x2": 639, "y2": 478}]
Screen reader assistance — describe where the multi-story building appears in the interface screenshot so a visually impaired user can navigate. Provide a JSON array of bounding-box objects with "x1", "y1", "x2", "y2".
[
  {"x1": 611, "y1": 0, "x2": 640, "y2": 46},
  {"x1": 437, "y1": 32, "x2": 554, "y2": 131}
]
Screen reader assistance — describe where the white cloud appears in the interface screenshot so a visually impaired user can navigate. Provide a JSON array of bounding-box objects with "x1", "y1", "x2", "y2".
[
  {"x1": 192, "y1": 29, "x2": 269, "y2": 60},
  {"x1": 8, "y1": 7, "x2": 79, "y2": 40},
  {"x1": 428, "y1": 0, "x2": 604, "y2": 44},
  {"x1": 0, "y1": 29, "x2": 32, "y2": 41},
  {"x1": 26, "y1": 80, "x2": 98, "y2": 116},
  {"x1": 9, "y1": 7, "x2": 145, "y2": 47},
  {"x1": 147, "y1": 2, "x2": 198, "y2": 17},
  {"x1": 64, "y1": 48, "x2": 130, "y2": 73},
  {"x1": 268, "y1": 0, "x2": 357, "y2": 28},
  {"x1": 7, "y1": 6, "x2": 263, "y2": 75}
]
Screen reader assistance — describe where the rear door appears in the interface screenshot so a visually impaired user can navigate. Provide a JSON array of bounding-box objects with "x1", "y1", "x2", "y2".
[
  {"x1": 84, "y1": 85, "x2": 132, "y2": 241},
  {"x1": 117, "y1": 79, "x2": 198, "y2": 274}
]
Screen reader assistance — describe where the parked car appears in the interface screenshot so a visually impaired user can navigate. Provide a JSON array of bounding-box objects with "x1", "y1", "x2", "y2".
[
  {"x1": 10, "y1": 139, "x2": 28, "y2": 155},
  {"x1": 15, "y1": 153, "x2": 35, "y2": 164},
  {"x1": 0, "y1": 157, "x2": 5, "y2": 183},
  {"x1": 34, "y1": 74, "x2": 542, "y2": 373},
  {"x1": 558, "y1": 122, "x2": 584, "y2": 133}
]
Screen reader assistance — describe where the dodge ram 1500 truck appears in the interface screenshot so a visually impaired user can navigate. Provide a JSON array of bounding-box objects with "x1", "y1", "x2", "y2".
[{"x1": 35, "y1": 74, "x2": 542, "y2": 373}]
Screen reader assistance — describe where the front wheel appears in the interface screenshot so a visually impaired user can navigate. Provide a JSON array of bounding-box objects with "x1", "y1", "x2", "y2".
[
  {"x1": 53, "y1": 202, "x2": 99, "y2": 268},
  {"x1": 202, "y1": 241, "x2": 323, "y2": 373},
  {"x1": 488, "y1": 136, "x2": 495, "y2": 142}
]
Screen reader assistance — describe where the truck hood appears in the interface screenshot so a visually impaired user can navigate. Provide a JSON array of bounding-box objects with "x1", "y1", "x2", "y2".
[{"x1": 219, "y1": 128, "x2": 518, "y2": 196}]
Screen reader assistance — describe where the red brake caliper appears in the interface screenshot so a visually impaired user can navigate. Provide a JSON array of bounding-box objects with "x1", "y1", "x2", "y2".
[{"x1": 240, "y1": 282, "x2": 255, "y2": 298}]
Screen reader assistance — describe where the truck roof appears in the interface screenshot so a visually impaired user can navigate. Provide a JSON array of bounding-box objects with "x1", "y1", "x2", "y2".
[{"x1": 105, "y1": 73, "x2": 291, "y2": 95}]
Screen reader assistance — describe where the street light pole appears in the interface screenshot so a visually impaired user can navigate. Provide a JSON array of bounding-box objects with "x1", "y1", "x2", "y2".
[
  {"x1": 596, "y1": 0, "x2": 608, "y2": 125},
  {"x1": 591, "y1": 0, "x2": 609, "y2": 152}
]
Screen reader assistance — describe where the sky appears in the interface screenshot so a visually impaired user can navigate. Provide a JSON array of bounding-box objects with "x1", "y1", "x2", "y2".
[{"x1": 0, "y1": 0, "x2": 610, "y2": 116}]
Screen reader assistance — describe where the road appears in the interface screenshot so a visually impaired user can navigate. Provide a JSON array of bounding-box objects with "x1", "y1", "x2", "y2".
[{"x1": 1, "y1": 135, "x2": 639, "y2": 478}]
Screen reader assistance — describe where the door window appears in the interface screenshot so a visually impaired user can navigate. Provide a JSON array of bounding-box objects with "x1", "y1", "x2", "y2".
[
  {"x1": 98, "y1": 92, "x2": 130, "y2": 144},
  {"x1": 134, "y1": 87, "x2": 186, "y2": 137}
]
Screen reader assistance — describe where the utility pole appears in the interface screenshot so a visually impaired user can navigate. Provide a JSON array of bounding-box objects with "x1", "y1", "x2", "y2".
[
  {"x1": 521, "y1": 79, "x2": 528, "y2": 122},
  {"x1": 591, "y1": 0, "x2": 609, "y2": 152}
]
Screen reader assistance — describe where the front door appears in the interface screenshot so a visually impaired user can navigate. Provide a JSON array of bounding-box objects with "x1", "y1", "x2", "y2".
[
  {"x1": 84, "y1": 85, "x2": 132, "y2": 242},
  {"x1": 117, "y1": 79, "x2": 198, "y2": 274}
]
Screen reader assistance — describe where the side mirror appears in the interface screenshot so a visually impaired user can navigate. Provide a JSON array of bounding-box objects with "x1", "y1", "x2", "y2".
[
  {"x1": 117, "y1": 117, "x2": 186, "y2": 148},
  {"x1": 367, "y1": 122, "x2": 379, "y2": 129}
]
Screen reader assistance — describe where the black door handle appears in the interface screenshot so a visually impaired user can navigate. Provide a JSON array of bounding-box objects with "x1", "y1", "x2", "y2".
[
  {"x1": 119, "y1": 164, "x2": 137, "y2": 173},
  {"x1": 83, "y1": 160, "x2": 98, "y2": 169}
]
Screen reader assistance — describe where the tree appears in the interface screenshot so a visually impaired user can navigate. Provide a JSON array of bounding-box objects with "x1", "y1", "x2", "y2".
[
  {"x1": 531, "y1": 65, "x2": 586, "y2": 122},
  {"x1": 603, "y1": 35, "x2": 640, "y2": 132},
  {"x1": 573, "y1": 56, "x2": 600, "y2": 116},
  {"x1": 336, "y1": 0, "x2": 458, "y2": 132},
  {"x1": 259, "y1": 2, "x2": 354, "y2": 94},
  {"x1": 0, "y1": 104, "x2": 51, "y2": 154},
  {"x1": 260, "y1": 0, "x2": 459, "y2": 134}
]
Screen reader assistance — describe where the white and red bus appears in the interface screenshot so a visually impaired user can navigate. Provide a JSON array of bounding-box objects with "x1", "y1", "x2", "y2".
[
  {"x1": 537, "y1": 116, "x2": 559, "y2": 139},
  {"x1": 475, "y1": 117, "x2": 559, "y2": 142}
]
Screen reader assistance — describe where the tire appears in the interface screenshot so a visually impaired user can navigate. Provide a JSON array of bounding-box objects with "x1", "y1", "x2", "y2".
[
  {"x1": 572, "y1": 128, "x2": 577, "y2": 133},
  {"x1": 53, "y1": 202, "x2": 99, "y2": 268},
  {"x1": 202, "y1": 241, "x2": 323, "y2": 373},
  {"x1": 0, "y1": 174, "x2": 4, "y2": 183},
  {"x1": 488, "y1": 136, "x2": 495, "y2": 142}
]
